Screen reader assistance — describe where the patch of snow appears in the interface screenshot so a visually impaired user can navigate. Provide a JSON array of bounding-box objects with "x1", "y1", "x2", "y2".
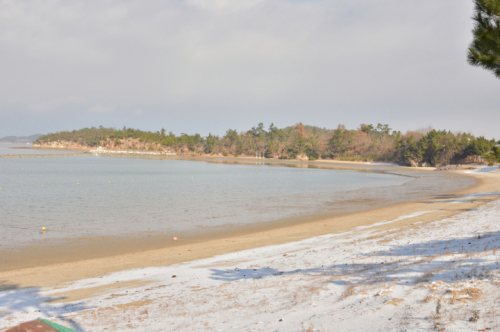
[{"x1": 465, "y1": 165, "x2": 500, "y2": 173}]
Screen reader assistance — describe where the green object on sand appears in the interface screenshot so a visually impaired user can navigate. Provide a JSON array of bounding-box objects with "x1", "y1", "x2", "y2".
[{"x1": 38, "y1": 319, "x2": 79, "y2": 332}]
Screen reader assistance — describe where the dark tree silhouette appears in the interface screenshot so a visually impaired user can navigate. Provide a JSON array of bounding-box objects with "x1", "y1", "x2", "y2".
[{"x1": 468, "y1": 0, "x2": 500, "y2": 78}]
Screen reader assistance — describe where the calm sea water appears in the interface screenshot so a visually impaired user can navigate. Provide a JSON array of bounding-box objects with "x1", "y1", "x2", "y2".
[
  {"x1": 0, "y1": 143, "x2": 81, "y2": 155},
  {"x1": 0, "y1": 155, "x2": 411, "y2": 249}
]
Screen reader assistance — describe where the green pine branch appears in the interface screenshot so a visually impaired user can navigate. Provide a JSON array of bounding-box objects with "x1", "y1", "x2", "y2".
[{"x1": 468, "y1": 0, "x2": 500, "y2": 78}]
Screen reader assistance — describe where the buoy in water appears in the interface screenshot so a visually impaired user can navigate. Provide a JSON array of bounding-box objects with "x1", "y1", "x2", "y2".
[
  {"x1": 42, "y1": 185, "x2": 44, "y2": 187},
  {"x1": 42, "y1": 227, "x2": 46, "y2": 232},
  {"x1": 77, "y1": 183, "x2": 80, "y2": 185},
  {"x1": 173, "y1": 237, "x2": 178, "y2": 241}
]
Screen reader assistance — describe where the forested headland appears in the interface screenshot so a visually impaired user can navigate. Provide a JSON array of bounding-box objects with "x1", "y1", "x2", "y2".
[{"x1": 34, "y1": 123, "x2": 499, "y2": 167}]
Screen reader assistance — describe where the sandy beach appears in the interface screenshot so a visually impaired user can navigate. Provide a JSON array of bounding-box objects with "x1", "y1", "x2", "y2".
[
  {"x1": 1, "y1": 163, "x2": 499, "y2": 331},
  {"x1": 0, "y1": 157, "x2": 473, "y2": 273}
]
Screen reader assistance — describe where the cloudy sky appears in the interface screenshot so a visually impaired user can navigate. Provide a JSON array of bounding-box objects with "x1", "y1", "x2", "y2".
[{"x1": 0, "y1": 0, "x2": 499, "y2": 138}]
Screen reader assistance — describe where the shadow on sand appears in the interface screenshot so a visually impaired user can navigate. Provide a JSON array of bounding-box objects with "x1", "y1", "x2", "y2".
[
  {"x1": 208, "y1": 230, "x2": 500, "y2": 288},
  {"x1": 0, "y1": 282, "x2": 91, "y2": 331}
]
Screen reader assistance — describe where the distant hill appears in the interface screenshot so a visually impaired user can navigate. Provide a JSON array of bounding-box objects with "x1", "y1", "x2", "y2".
[
  {"x1": 35, "y1": 123, "x2": 485, "y2": 166},
  {"x1": 0, "y1": 134, "x2": 43, "y2": 143}
]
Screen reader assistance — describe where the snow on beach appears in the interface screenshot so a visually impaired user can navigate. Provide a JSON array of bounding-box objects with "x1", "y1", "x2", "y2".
[
  {"x1": 465, "y1": 165, "x2": 500, "y2": 173},
  {"x1": 3, "y1": 199, "x2": 500, "y2": 331}
]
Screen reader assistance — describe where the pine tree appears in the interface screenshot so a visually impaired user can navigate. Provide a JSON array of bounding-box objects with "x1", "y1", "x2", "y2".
[{"x1": 468, "y1": 0, "x2": 500, "y2": 78}]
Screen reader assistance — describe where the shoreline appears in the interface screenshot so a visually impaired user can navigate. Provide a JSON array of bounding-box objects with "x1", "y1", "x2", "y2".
[
  {"x1": 0, "y1": 144, "x2": 430, "y2": 166},
  {"x1": 0, "y1": 153, "x2": 86, "y2": 158},
  {"x1": 0, "y1": 165, "x2": 497, "y2": 291},
  {"x1": 0, "y1": 157, "x2": 473, "y2": 271}
]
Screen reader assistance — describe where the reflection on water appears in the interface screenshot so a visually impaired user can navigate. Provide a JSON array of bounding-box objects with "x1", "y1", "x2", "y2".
[{"x1": 0, "y1": 156, "x2": 411, "y2": 249}]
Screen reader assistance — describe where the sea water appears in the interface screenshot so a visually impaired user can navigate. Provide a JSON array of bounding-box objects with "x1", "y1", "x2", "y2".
[
  {"x1": 0, "y1": 155, "x2": 412, "y2": 249},
  {"x1": 0, "y1": 143, "x2": 82, "y2": 155}
]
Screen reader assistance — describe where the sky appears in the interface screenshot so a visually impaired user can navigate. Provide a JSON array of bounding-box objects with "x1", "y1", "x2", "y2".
[{"x1": 0, "y1": 0, "x2": 499, "y2": 138}]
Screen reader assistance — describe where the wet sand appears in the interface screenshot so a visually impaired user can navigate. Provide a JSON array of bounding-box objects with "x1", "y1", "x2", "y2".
[{"x1": 0, "y1": 158, "x2": 495, "y2": 292}]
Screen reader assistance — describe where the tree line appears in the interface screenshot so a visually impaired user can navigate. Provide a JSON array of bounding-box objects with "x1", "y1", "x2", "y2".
[{"x1": 35, "y1": 123, "x2": 499, "y2": 166}]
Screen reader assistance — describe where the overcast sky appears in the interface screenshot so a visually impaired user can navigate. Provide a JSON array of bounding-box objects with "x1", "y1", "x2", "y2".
[{"x1": 0, "y1": 0, "x2": 499, "y2": 138}]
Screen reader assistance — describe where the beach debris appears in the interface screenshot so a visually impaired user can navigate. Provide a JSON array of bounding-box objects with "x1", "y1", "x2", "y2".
[
  {"x1": 469, "y1": 310, "x2": 480, "y2": 322},
  {"x1": 173, "y1": 237, "x2": 178, "y2": 241},
  {"x1": 5, "y1": 318, "x2": 78, "y2": 332},
  {"x1": 436, "y1": 165, "x2": 472, "y2": 171},
  {"x1": 279, "y1": 319, "x2": 283, "y2": 322},
  {"x1": 375, "y1": 288, "x2": 392, "y2": 297},
  {"x1": 172, "y1": 275, "x2": 177, "y2": 278}
]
